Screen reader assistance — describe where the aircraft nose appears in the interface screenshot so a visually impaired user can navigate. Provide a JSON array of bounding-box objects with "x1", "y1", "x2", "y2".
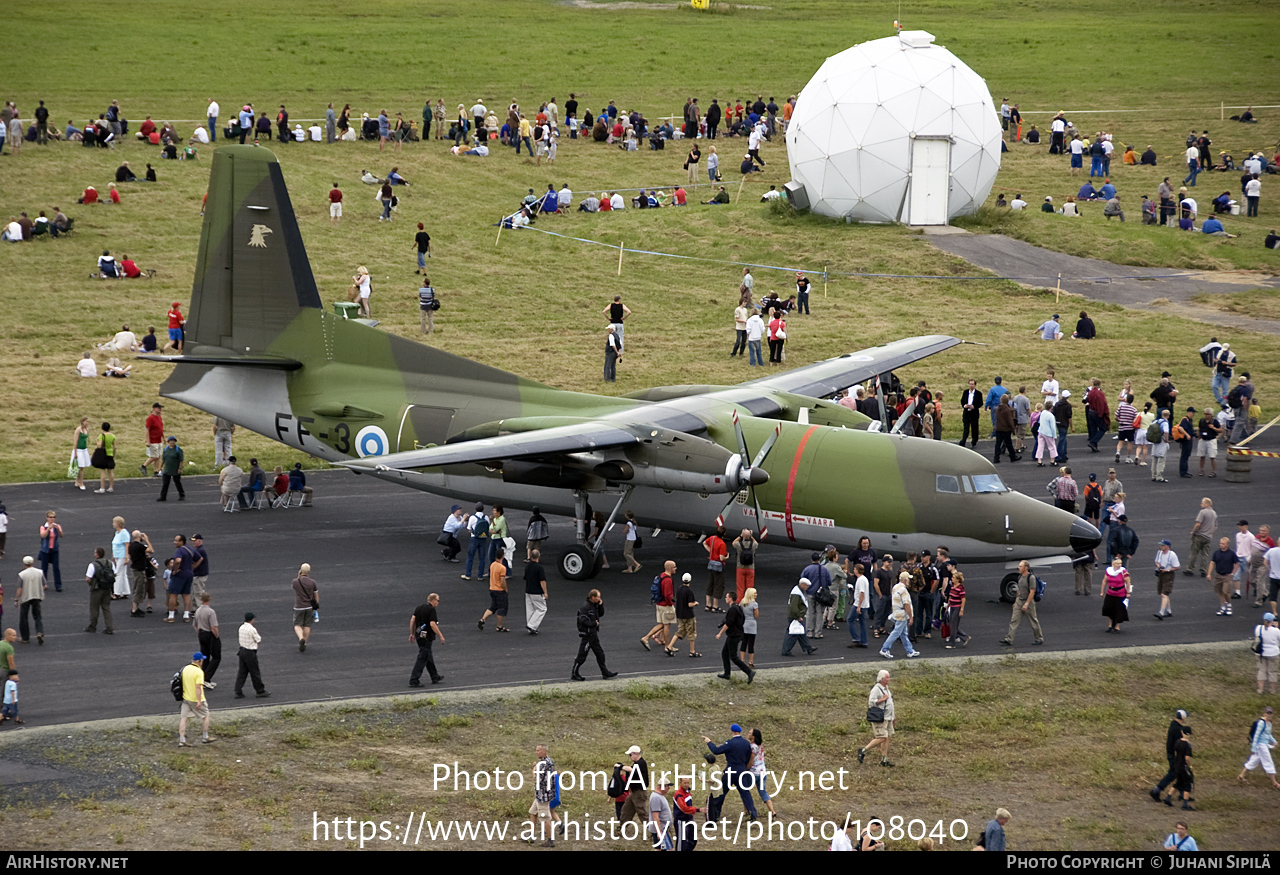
[
  {"x1": 1070, "y1": 518, "x2": 1103, "y2": 554},
  {"x1": 748, "y1": 466, "x2": 770, "y2": 486}
]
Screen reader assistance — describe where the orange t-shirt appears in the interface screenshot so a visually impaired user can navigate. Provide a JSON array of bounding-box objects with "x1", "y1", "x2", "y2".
[{"x1": 489, "y1": 561, "x2": 507, "y2": 593}]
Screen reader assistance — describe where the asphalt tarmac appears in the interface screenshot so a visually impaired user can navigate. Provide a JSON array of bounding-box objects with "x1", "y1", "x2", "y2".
[{"x1": 1, "y1": 428, "x2": 1275, "y2": 727}]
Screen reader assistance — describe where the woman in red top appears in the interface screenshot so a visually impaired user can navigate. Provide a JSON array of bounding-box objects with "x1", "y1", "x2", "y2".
[
  {"x1": 267, "y1": 467, "x2": 290, "y2": 505},
  {"x1": 163, "y1": 302, "x2": 184, "y2": 352},
  {"x1": 1101, "y1": 557, "x2": 1131, "y2": 633},
  {"x1": 767, "y1": 309, "x2": 786, "y2": 364},
  {"x1": 81, "y1": 186, "x2": 98, "y2": 204}
]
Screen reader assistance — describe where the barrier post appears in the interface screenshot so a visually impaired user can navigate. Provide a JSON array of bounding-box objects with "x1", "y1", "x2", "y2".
[
  {"x1": 617, "y1": 241, "x2": 624, "y2": 276},
  {"x1": 736, "y1": 175, "x2": 747, "y2": 203},
  {"x1": 823, "y1": 266, "x2": 828, "y2": 298},
  {"x1": 1055, "y1": 273, "x2": 1062, "y2": 305},
  {"x1": 495, "y1": 222, "x2": 503, "y2": 247}
]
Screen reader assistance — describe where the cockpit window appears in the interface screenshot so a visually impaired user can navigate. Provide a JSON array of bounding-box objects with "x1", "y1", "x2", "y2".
[
  {"x1": 935, "y1": 474, "x2": 961, "y2": 494},
  {"x1": 970, "y1": 474, "x2": 1008, "y2": 493}
]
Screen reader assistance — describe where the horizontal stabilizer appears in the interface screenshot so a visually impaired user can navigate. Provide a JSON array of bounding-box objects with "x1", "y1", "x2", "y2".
[{"x1": 139, "y1": 352, "x2": 302, "y2": 370}]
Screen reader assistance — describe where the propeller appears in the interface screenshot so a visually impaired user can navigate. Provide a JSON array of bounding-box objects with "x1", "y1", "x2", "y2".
[{"x1": 715, "y1": 412, "x2": 780, "y2": 539}]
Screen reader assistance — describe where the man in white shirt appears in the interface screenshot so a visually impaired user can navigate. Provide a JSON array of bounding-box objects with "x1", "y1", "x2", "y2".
[
  {"x1": 190, "y1": 126, "x2": 209, "y2": 145},
  {"x1": 1069, "y1": 136, "x2": 1084, "y2": 175},
  {"x1": 1041, "y1": 368, "x2": 1060, "y2": 406},
  {"x1": 745, "y1": 312, "x2": 766, "y2": 366},
  {"x1": 1, "y1": 219, "x2": 21, "y2": 242},
  {"x1": 1264, "y1": 546, "x2": 1280, "y2": 617},
  {"x1": 76, "y1": 352, "x2": 97, "y2": 378},
  {"x1": 1184, "y1": 144, "x2": 1201, "y2": 187},
  {"x1": 610, "y1": 192, "x2": 625, "y2": 210},
  {"x1": 1236, "y1": 521, "x2": 1259, "y2": 600},
  {"x1": 1154, "y1": 540, "x2": 1181, "y2": 619},
  {"x1": 1245, "y1": 176, "x2": 1261, "y2": 217},
  {"x1": 107, "y1": 325, "x2": 138, "y2": 352},
  {"x1": 206, "y1": 99, "x2": 219, "y2": 142},
  {"x1": 235, "y1": 613, "x2": 269, "y2": 698},
  {"x1": 1010, "y1": 194, "x2": 1027, "y2": 210},
  {"x1": 557, "y1": 184, "x2": 572, "y2": 211},
  {"x1": 470, "y1": 101, "x2": 486, "y2": 134},
  {"x1": 1244, "y1": 154, "x2": 1263, "y2": 177}
]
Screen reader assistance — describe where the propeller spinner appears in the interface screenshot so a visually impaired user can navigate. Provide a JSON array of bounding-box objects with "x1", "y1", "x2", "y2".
[{"x1": 716, "y1": 412, "x2": 780, "y2": 539}]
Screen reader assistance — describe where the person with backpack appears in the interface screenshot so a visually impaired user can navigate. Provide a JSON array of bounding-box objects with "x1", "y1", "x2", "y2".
[
  {"x1": 641, "y1": 561, "x2": 676, "y2": 651},
  {"x1": 83, "y1": 546, "x2": 115, "y2": 634},
  {"x1": 178, "y1": 652, "x2": 214, "y2": 746},
  {"x1": 1174, "y1": 407, "x2": 1196, "y2": 478},
  {"x1": 1000, "y1": 560, "x2": 1044, "y2": 647},
  {"x1": 1212, "y1": 342, "x2": 1237, "y2": 405},
  {"x1": 1227, "y1": 375, "x2": 1254, "y2": 445},
  {"x1": 461, "y1": 502, "x2": 489, "y2": 580},
  {"x1": 1148, "y1": 410, "x2": 1172, "y2": 482},
  {"x1": 1163, "y1": 821, "x2": 1199, "y2": 851},
  {"x1": 1237, "y1": 705, "x2": 1279, "y2": 789}
]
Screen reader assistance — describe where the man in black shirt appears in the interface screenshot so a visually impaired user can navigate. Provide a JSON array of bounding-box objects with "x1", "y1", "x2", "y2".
[
  {"x1": 572, "y1": 589, "x2": 617, "y2": 681},
  {"x1": 408, "y1": 593, "x2": 444, "y2": 686},
  {"x1": 705, "y1": 99, "x2": 721, "y2": 139},
  {"x1": 1150, "y1": 375, "x2": 1178, "y2": 419},
  {"x1": 714, "y1": 591, "x2": 755, "y2": 683},
  {"x1": 524, "y1": 550, "x2": 548, "y2": 635},
  {"x1": 666, "y1": 572, "x2": 701, "y2": 657},
  {"x1": 1172, "y1": 734, "x2": 1195, "y2": 810},
  {"x1": 35, "y1": 100, "x2": 50, "y2": 145},
  {"x1": 413, "y1": 224, "x2": 431, "y2": 274},
  {"x1": 1150, "y1": 709, "x2": 1191, "y2": 804}
]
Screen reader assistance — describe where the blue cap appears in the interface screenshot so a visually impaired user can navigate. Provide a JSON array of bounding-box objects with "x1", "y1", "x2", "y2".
[
  {"x1": 730, "y1": 723, "x2": 742, "y2": 733},
  {"x1": 1160, "y1": 540, "x2": 1171, "y2": 546},
  {"x1": 1264, "y1": 613, "x2": 1276, "y2": 622},
  {"x1": 192, "y1": 652, "x2": 205, "y2": 660},
  {"x1": 167, "y1": 435, "x2": 177, "y2": 442}
]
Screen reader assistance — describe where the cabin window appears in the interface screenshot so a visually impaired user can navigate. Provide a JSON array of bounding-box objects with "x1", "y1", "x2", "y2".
[
  {"x1": 971, "y1": 474, "x2": 1007, "y2": 494},
  {"x1": 935, "y1": 474, "x2": 961, "y2": 494}
]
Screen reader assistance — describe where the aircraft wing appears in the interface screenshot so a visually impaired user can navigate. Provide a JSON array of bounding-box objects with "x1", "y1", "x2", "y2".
[
  {"x1": 737, "y1": 335, "x2": 961, "y2": 399},
  {"x1": 337, "y1": 421, "x2": 642, "y2": 471}
]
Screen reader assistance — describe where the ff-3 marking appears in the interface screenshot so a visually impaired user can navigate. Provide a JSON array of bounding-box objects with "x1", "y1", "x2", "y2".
[{"x1": 274, "y1": 412, "x2": 316, "y2": 447}]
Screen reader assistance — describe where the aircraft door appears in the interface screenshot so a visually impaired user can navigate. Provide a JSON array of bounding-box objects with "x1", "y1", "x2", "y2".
[{"x1": 396, "y1": 405, "x2": 456, "y2": 451}]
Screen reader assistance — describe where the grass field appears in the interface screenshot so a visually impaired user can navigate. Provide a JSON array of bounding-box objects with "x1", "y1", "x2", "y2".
[
  {"x1": 1, "y1": 649, "x2": 1274, "y2": 851},
  {"x1": 1, "y1": 0, "x2": 1279, "y2": 485}
]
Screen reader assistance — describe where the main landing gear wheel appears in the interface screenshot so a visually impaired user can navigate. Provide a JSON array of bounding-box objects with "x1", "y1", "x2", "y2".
[
  {"x1": 999, "y1": 572, "x2": 1020, "y2": 604},
  {"x1": 559, "y1": 545, "x2": 602, "y2": 581}
]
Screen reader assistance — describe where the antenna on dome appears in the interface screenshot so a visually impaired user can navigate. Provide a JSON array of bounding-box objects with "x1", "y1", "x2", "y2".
[{"x1": 895, "y1": 0, "x2": 902, "y2": 31}]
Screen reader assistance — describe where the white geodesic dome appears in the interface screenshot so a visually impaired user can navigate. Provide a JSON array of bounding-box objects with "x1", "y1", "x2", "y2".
[{"x1": 786, "y1": 31, "x2": 1002, "y2": 224}]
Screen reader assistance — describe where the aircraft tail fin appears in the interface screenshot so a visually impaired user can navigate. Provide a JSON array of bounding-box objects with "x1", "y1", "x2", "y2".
[{"x1": 187, "y1": 146, "x2": 322, "y2": 354}]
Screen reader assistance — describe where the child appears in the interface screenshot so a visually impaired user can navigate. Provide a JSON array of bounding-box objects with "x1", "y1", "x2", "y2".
[
  {"x1": 1247, "y1": 397, "x2": 1261, "y2": 436},
  {"x1": 1, "y1": 670, "x2": 19, "y2": 725}
]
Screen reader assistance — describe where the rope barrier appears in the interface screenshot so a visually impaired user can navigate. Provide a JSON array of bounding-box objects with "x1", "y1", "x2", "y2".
[{"x1": 502, "y1": 224, "x2": 1204, "y2": 284}]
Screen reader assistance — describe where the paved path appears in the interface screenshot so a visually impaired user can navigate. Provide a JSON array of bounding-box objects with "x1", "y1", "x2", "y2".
[
  {"x1": 926, "y1": 230, "x2": 1280, "y2": 335},
  {"x1": 0, "y1": 429, "x2": 1275, "y2": 728}
]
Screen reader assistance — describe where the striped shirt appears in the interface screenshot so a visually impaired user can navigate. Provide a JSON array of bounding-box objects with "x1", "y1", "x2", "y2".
[
  {"x1": 947, "y1": 582, "x2": 966, "y2": 608},
  {"x1": 1115, "y1": 402, "x2": 1137, "y2": 431},
  {"x1": 1054, "y1": 477, "x2": 1079, "y2": 501}
]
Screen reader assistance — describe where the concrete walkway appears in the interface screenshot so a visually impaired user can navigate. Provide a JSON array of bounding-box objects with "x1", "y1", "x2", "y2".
[{"x1": 924, "y1": 229, "x2": 1280, "y2": 335}]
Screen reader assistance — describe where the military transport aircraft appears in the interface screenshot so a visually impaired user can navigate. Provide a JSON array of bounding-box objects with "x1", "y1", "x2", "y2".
[{"x1": 143, "y1": 147, "x2": 1100, "y2": 600}]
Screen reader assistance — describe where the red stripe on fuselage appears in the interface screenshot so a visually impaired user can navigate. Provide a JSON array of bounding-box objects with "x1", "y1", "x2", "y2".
[{"x1": 784, "y1": 426, "x2": 819, "y2": 542}]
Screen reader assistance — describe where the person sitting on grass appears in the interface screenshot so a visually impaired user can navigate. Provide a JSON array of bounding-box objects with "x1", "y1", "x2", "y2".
[
  {"x1": 1023, "y1": 125, "x2": 1039, "y2": 144},
  {"x1": 103, "y1": 357, "x2": 132, "y2": 378},
  {"x1": 119, "y1": 255, "x2": 152, "y2": 279},
  {"x1": 387, "y1": 167, "x2": 411, "y2": 186},
  {"x1": 995, "y1": 193, "x2": 1008, "y2": 208},
  {"x1": 1266, "y1": 229, "x2": 1280, "y2": 250},
  {"x1": 1040, "y1": 196, "x2": 1053, "y2": 213},
  {"x1": 107, "y1": 183, "x2": 121, "y2": 203},
  {"x1": 1122, "y1": 145, "x2": 1137, "y2": 165},
  {"x1": 1141, "y1": 145, "x2": 1158, "y2": 166},
  {"x1": 1104, "y1": 195, "x2": 1125, "y2": 222},
  {"x1": 1098, "y1": 179, "x2": 1116, "y2": 200},
  {"x1": 1077, "y1": 181, "x2": 1100, "y2": 201},
  {"x1": 115, "y1": 162, "x2": 137, "y2": 183},
  {"x1": 75, "y1": 352, "x2": 97, "y2": 378},
  {"x1": 740, "y1": 154, "x2": 761, "y2": 174},
  {"x1": 1201, "y1": 216, "x2": 1237, "y2": 238},
  {"x1": 1008, "y1": 193, "x2": 1026, "y2": 210},
  {"x1": 703, "y1": 186, "x2": 730, "y2": 205},
  {"x1": 1142, "y1": 196, "x2": 1157, "y2": 224},
  {"x1": 1212, "y1": 191, "x2": 1233, "y2": 214},
  {"x1": 141, "y1": 326, "x2": 159, "y2": 353},
  {"x1": 78, "y1": 186, "x2": 98, "y2": 205},
  {"x1": 1061, "y1": 195, "x2": 1080, "y2": 217},
  {"x1": 97, "y1": 250, "x2": 119, "y2": 278}
]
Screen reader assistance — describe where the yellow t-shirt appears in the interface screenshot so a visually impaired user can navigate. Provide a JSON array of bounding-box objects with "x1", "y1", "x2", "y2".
[
  {"x1": 489, "y1": 561, "x2": 507, "y2": 593},
  {"x1": 181, "y1": 663, "x2": 205, "y2": 703}
]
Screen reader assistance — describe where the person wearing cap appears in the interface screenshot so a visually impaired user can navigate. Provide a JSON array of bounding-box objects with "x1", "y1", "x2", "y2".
[
  {"x1": 703, "y1": 724, "x2": 758, "y2": 821},
  {"x1": 142, "y1": 402, "x2": 164, "y2": 477},
  {"x1": 462, "y1": 502, "x2": 489, "y2": 580},
  {"x1": 1151, "y1": 709, "x2": 1192, "y2": 804},
  {"x1": 1229, "y1": 373, "x2": 1254, "y2": 445},
  {"x1": 235, "y1": 612, "x2": 269, "y2": 698},
  {"x1": 162, "y1": 301, "x2": 185, "y2": 353},
  {"x1": 1036, "y1": 314, "x2": 1062, "y2": 342},
  {"x1": 1174, "y1": 406, "x2": 1196, "y2": 478},
  {"x1": 189, "y1": 534, "x2": 209, "y2": 599},
  {"x1": 178, "y1": 652, "x2": 213, "y2": 746},
  {"x1": 157, "y1": 436, "x2": 185, "y2": 501},
  {"x1": 292, "y1": 564, "x2": 319, "y2": 652},
  {"x1": 1153, "y1": 541, "x2": 1181, "y2": 619},
  {"x1": 1186, "y1": 498, "x2": 1218, "y2": 578},
  {"x1": 1148, "y1": 409, "x2": 1173, "y2": 483},
  {"x1": 16, "y1": 556, "x2": 46, "y2": 645},
  {"x1": 1238, "y1": 705, "x2": 1279, "y2": 788},
  {"x1": 858, "y1": 669, "x2": 897, "y2": 767},
  {"x1": 879, "y1": 572, "x2": 917, "y2": 659},
  {"x1": 1212, "y1": 343, "x2": 1237, "y2": 405},
  {"x1": 616, "y1": 744, "x2": 649, "y2": 825},
  {"x1": 666, "y1": 572, "x2": 700, "y2": 657},
  {"x1": 781, "y1": 577, "x2": 818, "y2": 656},
  {"x1": 193, "y1": 591, "x2": 220, "y2": 685},
  {"x1": 440, "y1": 505, "x2": 466, "y2": 562},
  {"x1": 1252, "y1": 613, "x2": 1280, "y2": 696}
]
